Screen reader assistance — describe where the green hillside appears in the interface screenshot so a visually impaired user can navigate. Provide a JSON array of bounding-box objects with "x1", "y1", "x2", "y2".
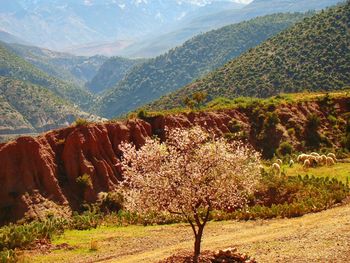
[
  {"x1": 95, "y1": 12, "x2": 307, "y2": 118},
  {"x1": 149, "y1": 3, "x2": 350, "y2": 110},
  {"x1": 86, "y1": 56, "x2": 144, "y2": 94},
  {"x1": 0, "y1": 42, "x2": 94, "y2": 110},
  {"x1": 0, "y1": 77, "x2": 99, "y2": 135},
  {"x1": 3, "y1": 42, "x2": 107, "y2": 87}
]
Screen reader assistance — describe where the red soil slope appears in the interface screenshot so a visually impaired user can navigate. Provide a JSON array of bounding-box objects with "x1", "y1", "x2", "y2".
[{"x1": 0, "y1": 97, "x2": 349, "y2": 222}]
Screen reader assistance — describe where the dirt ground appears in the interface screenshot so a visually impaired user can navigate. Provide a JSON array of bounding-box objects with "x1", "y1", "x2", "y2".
[{"x1": 25, "y1": 202, "x2": 350, "y2": 263}]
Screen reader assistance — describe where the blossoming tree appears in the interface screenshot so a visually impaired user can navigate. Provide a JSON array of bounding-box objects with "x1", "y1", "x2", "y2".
[{"x1": 119, "y1": 126, "x2": 261, "y2": 262}]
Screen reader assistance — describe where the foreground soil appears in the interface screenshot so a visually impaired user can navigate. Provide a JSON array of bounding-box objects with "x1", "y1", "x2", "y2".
[{"x1": 25, "y1": 202, "x2": 350, "y2": 263}]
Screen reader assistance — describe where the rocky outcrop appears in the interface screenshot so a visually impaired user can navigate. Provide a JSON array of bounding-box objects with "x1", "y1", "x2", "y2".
[
  {"x1": 0, "y1": 97, "x2": 349, "y2": 223},
  {"x1": 0, "y1": 119, "x2": 151, "y2": 223}
]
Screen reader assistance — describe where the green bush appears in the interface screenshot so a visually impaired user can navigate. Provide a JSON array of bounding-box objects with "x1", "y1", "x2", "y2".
[
  {"x1": 70, "y1": 211, "x2": 101, "y2": 230},
  {"x1": 327, "y1": 115, "x2": 337, "y2": 125},
  {"x1": 0, "y1": 249, "x2": 17, "y2": 263},
  {"x1": 228, "y1": 119, "x2": 242, "y2": 133},
  {"x1": 287, "y1": 128, "x2": 295, "y2": 136},
  {"x1": 304, "y1": 114, "x2": 321, "y2": 148},
  {"x1": 341, "y1": 134, "x2": 350, "y2": 150},
  {"x1": 237, "y1": 174, "x2": 348, "y2": 219},
  {"x1": 74, "y1": 118, "x2": 89, "y2": 126},
  {"x1": 277, "y1": 142, "x2": 293, "y2": 156},
  {"x1": 97, "y1": 192, "x2": 124, "y2": 214},
  {"x1": 210, "y1": 173, "x2": 349, "y2": 221},
  {"x1": 0, "y1": 218, "x2": 66, "y2": 251},
  {"x1": 76, "y1": 174, "x2": 92, "y2": 189},
  {"x1": 137, "y1": 109, "x2": 148, "y2": 119}
]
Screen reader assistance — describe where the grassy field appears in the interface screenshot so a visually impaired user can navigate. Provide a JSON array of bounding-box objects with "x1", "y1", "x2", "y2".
[
  {"x1": 282, "y1": 162, "x2": 350, "y2": 183},
  {"x1": 22, "y1": 162, "x2": 350, "y2": 263}
]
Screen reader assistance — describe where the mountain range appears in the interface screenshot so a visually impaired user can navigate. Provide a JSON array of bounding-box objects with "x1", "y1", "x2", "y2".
[
  {"x1": 0, "y1": 0, "x2": 245, "y2": 55},
  {"x1": 0, "y1": 0, "x2": 348, "y2": 137},
  {"x1": 93, "y1": 12, "x2": 313, "y2": 117},
  {"x1": 122, "y1": 0, "x2": 342, "y2": 57},
  {"x1": 148, "y1": 2, "x2": 350, "y2": 110}
]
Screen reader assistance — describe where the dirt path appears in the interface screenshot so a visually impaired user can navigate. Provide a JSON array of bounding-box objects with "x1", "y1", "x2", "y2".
[{"x1": 28, "y1": 204, "x2": 350, "y2": 263}]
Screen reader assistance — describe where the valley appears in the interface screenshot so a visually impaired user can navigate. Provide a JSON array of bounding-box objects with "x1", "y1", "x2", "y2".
[{"x1": 0, "y1": 1, "x2": 349, "y2": 262}]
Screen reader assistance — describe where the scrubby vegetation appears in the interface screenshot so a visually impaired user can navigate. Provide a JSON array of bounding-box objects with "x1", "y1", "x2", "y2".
[
  {"x1": 149, "y1": 3, "x2": 350, "y2": 110},
  {"x1": 138, "y1": 90, "x2": 350, "y2": 158},
  {"x1": 96, "y1": 12, "x2": 308, "y2": 117},
  {"x1": 0, "y1": 77, "x2": 91, "y2": 134},
  {"x1": 86, "y1": 56, "x2": 144, "y2": 94},
  {"x1": 215, "y1": 172, "x2": 349, "y2": 220},
  {"x1": 0, "y1": 42, "x2": 94, "y2": 110},
  {"x1": 3, "y1": 42, "x2": 107, "y2": 87}
]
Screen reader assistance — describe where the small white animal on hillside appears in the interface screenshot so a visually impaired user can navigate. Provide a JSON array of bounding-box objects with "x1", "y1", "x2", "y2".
[
  {"x1": 326, "y1": 156, "x2": 335, "y2": 166},
  {"x1": 303, "y1": 159, "x2": 311, "y2": 169},
  {"x1": 327, "y1": 153, "x2": 337, "y2": 161},
  {"x1": 272, "y1": 163, "x2": 281, "y2": 175},
  {"x1": 289, "y1": 159, "x2": 294, "y2": 167}
]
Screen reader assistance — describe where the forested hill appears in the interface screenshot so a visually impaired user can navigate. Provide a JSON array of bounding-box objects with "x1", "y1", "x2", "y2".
[
  {"x1": 0, "y1": 77, "x2": 100, "y2": 135},
  {"x1": 95, "y1": 12, "x2": 308, "y2": 118},
  {"x1": 149, "y1": 3, "x2": 350, "y2": 110},
  {"x1": 85, "y1": 56, "x2": 144, "y2": 94},
  {"x1": 0, "y1": 42, "x2": 94, "y2": 110}
]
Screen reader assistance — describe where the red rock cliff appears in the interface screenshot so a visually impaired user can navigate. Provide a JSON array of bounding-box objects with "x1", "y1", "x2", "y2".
[
  {"x1": 0, "y1": 119, "x2": 151, "y2": 222},
  {"x1": 0, "y1": 97, "x2": 349, "y2": 222}
]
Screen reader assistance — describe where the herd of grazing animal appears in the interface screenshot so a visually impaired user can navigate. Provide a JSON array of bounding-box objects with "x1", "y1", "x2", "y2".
[{"x1": 271, "y1": 152, "x2": 337, "y2": 175}]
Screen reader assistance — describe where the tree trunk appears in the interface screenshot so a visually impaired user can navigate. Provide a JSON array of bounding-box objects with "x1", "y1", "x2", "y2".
[{"x1": 193, "y1": 225, "x2": 204, "y2": 263}]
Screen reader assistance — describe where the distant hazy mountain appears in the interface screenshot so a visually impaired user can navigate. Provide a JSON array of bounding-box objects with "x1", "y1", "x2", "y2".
[
  {"x1": 3, "y1": 43, "x2": 107, "y2": 86},
  {"x1": 95, "y1": 12, "x2": 308, "y2": 118},
  {"x1": 0, "y1": 30, "x2": 29, "y2": 45},
  {"x1": 121, "y1": 1, "x2": 245, "y2": 57},
  {"x1": 0, "y1": 0, "x2": 246, "y2": 53},
  {"x1": 124, "y1": 0, "x2": 343, "y2": 57}
]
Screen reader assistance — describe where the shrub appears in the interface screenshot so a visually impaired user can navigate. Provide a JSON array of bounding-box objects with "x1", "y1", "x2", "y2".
[
  {"x1": 211, "y1": 174, "x2": 349, "y2": 220},
  {"x1": 304, "y1": 114, "x2": 321, "y2": 148},
  {"x1": 74, "y1": 118, "x2": 89, "y2": 126},
  {"x1": 0, "y1": 218, "x2": 66, "y2": 251},
  {"x1": 277, "y1": 142, "x2": 293, "y2": 156},
  {"x1": 341, "y1": 134, "x2": 350, "y2": 150},
  {"x1": 228, "y1": 119, "x2": 242, "y2": 133},
  {"x1": 263, "y1": 111, "x2": 280, "y2": 129},
  {"x1": 97, "y1": 191, "x2": 124, "y2": 213},
  {"x1": 0, "y1": 249, "x2": 17, "y2": 263},
  {"x1": 287, "y1": 128, "x2": 295, "y2": 136},
  {"x1": 70, "y1": 211, "x2": 101, "y2": 230},
  {"x1": 76, "y1": 174, "x2": 92, "y2": 189},
  {"x1": 137, "y1": 109, "x2": 148, "y2": 119},
  {"x1": 327, "y1": 115, "x2": 337, "y2": 125}
]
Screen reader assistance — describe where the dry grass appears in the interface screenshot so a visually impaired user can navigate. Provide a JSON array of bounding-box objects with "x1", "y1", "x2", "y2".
[{"x1": 25, "y1": 202, "x2": 350, "y2": 263}]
